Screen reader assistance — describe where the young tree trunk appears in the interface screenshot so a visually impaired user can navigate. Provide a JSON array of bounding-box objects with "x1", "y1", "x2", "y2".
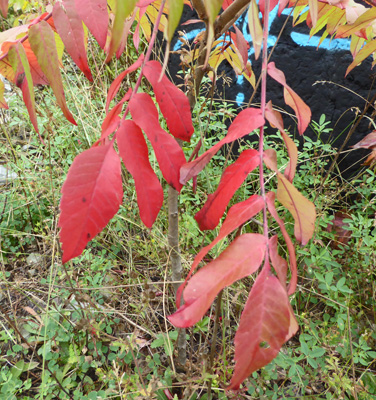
[
  {"x1": 168, "y1": 0, "x2": 255, "y2": 370},
  {"x1": 168, "y1": 184, "x2": 187, "y2": 366}
]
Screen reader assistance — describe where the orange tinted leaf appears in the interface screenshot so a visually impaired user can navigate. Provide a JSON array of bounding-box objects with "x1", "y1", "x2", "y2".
[
  {"x1": 169, "y1": 234, "x2": 267, "y2": 328},
  {"x1": 277, "y1": 174, "x2": 316, "y2": 245},
  {"x1": 8, "y1": 43, "x2": 38, "y2": 133},
  {"x1": 308, "y1": 0, "x2": 318, "y2": 28},
  {"x1": 0, "y1": 40, "x2": 49, "y2": 86},
  {"x1": 176, "y1": 195, "x2": 264, "y2": 307},
  {"x1": 336, "y1": 6, "x2": 376, "y2": 38},
  {"x1": 107, "y1": 0, "x2": 137, "y2": 61},
  {"x1": 363, "y1": 150, "x2": 376, "y2": 166},
  {"x1": 74, "y1": 0, "x2": 108, "y2": 49},
  {"x1": 228, "y1": 267, "x2": 298, "y2": 390},
  {"x1": 352, "y1": 130, "x2": 376, "y2": 149},
  {"x1": 29, "y1": 21, "x2": 76, "y2": 125},
  {"x1": 248, "y1": 0, "x2": 263, "y2": 60},
  {"x1": 0, "y1": 79, "x2": 8, "y2": 109},
  {"x1": 53, "y1": 0, "x2": 93, "y2": 81},
  {"x1": 265, "y1": 101, "x2": 298, "y2": 181},
  {"x1": 346, "y1": 39, "x2": 376, "y2": 76},
  {"x1": 266, "y1": 191, "x2": 297, "y2": 295},
  {"x1": 350, "y1": 34, "x2": 364, "y2": 58},
  {"x1": 267, "y1": 62, "x2": 311, "y2": 135},
  {"x1": 233, "y1": 26, "x2": 248, "y2": 67},
  {"x1": 180, "y1": 108, "x2": 264, "y2": 184},
  {"x1": 269, "y1": 235, "x2": 288, "y2": 287}
]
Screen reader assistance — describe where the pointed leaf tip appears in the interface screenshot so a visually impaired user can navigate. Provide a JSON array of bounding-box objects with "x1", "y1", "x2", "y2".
[
  {"x1": 53, "y1": 0, "x2": 93, "y2": 81},
  {"x1": 228, "y1": 268, "x2": 298, "y2": 390},
  {"x1": 29, "y1": 21, "x2": 77, "y2": 125},
  {"x1": 117, "y1": 120, "x2": 163, "y2": 228},
  {"x1": 169, "y1": 234, "x2": 267, "y2": 328},
  {"x1": 277, "y1": 174, "x2": 316, "y2": 245},
  {"x1": 129, "y1": 93, "x2": 186, "y2": 191},
  {"x1": 59, "y1": 144, "x2": 123, "y2": 263},
  {"x1": 195, "y1": 149, "x2": 259, "y2": 230},
  {"x1": 143, "y1": 60, "x2": 194, "y2": 142},
  {"x1": 267, "y1": 62, "x2": 311, "y2": 135}
]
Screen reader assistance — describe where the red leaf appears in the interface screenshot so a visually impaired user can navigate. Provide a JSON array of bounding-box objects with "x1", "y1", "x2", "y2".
[
  {"x1": 137, "y1": 0, "x2": 155, "y2": 6},
  {"x1": 117, "y1": 120, "x2": 163, "y2": 227},
  {"x1": 169, "y1": 234, "x2": 267, "y2": 328},
  {"x1": 278, "y1": 0, "x2": 290, "y2": 16},
  {"x1": 277, "y1": 173, "x2": 316, "y2": 245},
  {"x1": 129, "y1": 93, "x2": 186, "y2": 191},
  {"x1": 28, "y1": 21, "x2": 76, "y2": 125},
  {"x1": 180, "y1": 108, "x2": 264, "y2": 184},
  {"x1": 195, "y1": 149, "x2": 259, "y2": 230},
  {"x1": 263, "y1": 148, "x2": 278, "y2": 171},
  {"x1": 258, "y1": 0, "x2": 278, "y2": 18},
  {"x1": 143, "y1": 60, "x2": 194, "y2": 142},
  {"x1": 74, "y1": 0, "x2": 108, "y2": 49},
  {"x1": 53, "y1": 0, "x2": 93, "y2": 81},
  {"x1": 267, "y1": 62, "x2": 311, "y2": 135},
  {"x1": 106, "y1": 55, "x2": 144, "y2": 113},
  {"x1": 99, "y1": 102, "x2": 123, "y2": 142},
  {"x1": 233, "y1": 26, "x2": 248, "y2": 67},
  {"x1": 352, "y1": 130, "x2": 376, "y2": 149},
  {"x1": 228, "y1": 267, "x2": 298, "y2": 390},
  {"x1": 222, "y1": 0, "x2": 234, "y2": 9},
  {"x1": 8, "y1": 43, "x2": 38, "y2": 134},
  {"x1": 269, "y1": 235, "x2": 288, "y2": 287},
  {"x1": 265, "y1": 101, "x2": 298, "y2": 182},
  {"x1": 176, "y1": 194, "x2": 264, "y2": 307},
  {"x1": 116, "y1": 14, "x2": 136, "y2": 58},
  {"x1": 0, "y1": 0, "x2": 8, "y2": 17},
  {"x1": 266, "y1": 192, "x2": 297, "y2": 295},
  {"x1": 59, "y1": 143, "x2": 123, "y2": 263}
]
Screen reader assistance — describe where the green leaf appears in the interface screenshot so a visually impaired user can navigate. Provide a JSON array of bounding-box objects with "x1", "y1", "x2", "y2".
[
  {"x1": 167, "y1": 0, "x2": 183, "y2": 42},
  {"x1": 310, "y1": 347, "x2": 326, "y2": 358},
  {"x1": 107, "y1": 0, "x2": 137, "y2": 61},
  {"x1": 8, "y1": 43, "x2": 38, "y2": 133},
  {"x1": 11, "y1": 360, "x2": 25, "y2": 378},
  {"x1": 0, "y1": 79, "x2": 8, "y2": 109},
  {"x1": 28, "y1": 21, "x2": 76, "y2": 125}
]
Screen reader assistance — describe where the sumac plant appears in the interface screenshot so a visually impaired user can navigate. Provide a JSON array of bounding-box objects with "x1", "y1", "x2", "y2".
[{"x1": 8, "y1": 0, "x2": 376, "y2": 392}]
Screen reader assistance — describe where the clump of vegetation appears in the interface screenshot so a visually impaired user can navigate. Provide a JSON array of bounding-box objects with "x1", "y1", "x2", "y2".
[{"x1": 0, "y1": 0, "x2": 376, "y2": 399}]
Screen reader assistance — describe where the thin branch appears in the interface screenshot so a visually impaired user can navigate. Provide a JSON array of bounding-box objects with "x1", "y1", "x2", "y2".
[
  {"x1": 191, "y1": 0, "x2": 207, "y2": 22},
  {"x1": 214, "y1": 0, "x2": 249, "y2": 36},
  {"x1": 259, "y1": 0, "x2": 271, "y2": 247}
]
